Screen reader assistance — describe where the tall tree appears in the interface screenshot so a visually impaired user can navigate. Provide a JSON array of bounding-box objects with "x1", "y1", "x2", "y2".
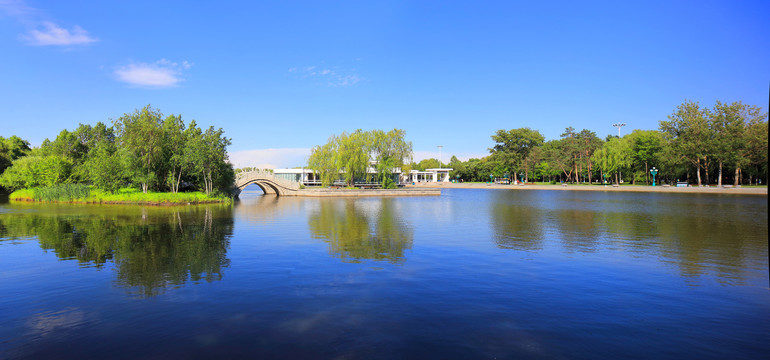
[
  {"x1": 710, "y1": 101, "x2": 766, "y2": 186},
  {"x1": 627, "y1": 130, "x2": 664, "y2": 184},
  {"x1": 659, "y1": 100, "x2": 712, "y2": 186},
  {"x1": 336, "y1": 130, "x2": 371, "y2": 187},
  {"x1": 370, "y1": 129, "x2": 412, "y2": 188},
  {"x1": 308, "y1": 140, "x2": 340, "y2": 186},
  {"x1": 162, "y1": 114, "x2": 187, "y2": 193},
  {"x1": 559, "y1": 127, "x2": 582, "y2": 183},
  {"x1": 576, "y1": 129, "x2": 602, "y2": 183},
  {"x1": 591, "y1": 137, "x2": 630, "y2": 184},
  {"x1": 113, "y1": 106, "x2": 166, "y2": 193},
  {"x1": 489, "y1": 128, "x2": 544, "y2": 183}
]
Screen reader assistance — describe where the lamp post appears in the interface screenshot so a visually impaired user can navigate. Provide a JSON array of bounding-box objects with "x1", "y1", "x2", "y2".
[
  {"x1": 650, "y1": 167, "x2": 658, "y2": 186},
  {"x1": 612, "y1": 123, "x2": 626, "y2": 137}
]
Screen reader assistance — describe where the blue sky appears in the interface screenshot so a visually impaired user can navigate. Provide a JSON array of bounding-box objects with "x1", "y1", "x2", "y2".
[{"x1": 1, "y1": 0, "x2": 768, "y2": 168}]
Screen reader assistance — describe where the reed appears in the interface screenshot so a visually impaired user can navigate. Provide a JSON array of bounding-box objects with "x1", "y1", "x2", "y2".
[
  {"x1": 31, "y1": 184, "x2": 91, "y2": 202},
  {"x1": 10, "y1": 185, "x2": 230, "y2": 205}
]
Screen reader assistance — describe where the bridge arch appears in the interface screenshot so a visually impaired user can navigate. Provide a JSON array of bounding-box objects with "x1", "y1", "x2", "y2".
[{"x1": 234, "y1": 171, "x2": 300, "y2": 196}]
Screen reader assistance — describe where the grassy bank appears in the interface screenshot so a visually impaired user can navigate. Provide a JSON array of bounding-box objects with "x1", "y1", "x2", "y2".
[{"x1": 9, "y1": 184, "x2": 231, "y2": 205}]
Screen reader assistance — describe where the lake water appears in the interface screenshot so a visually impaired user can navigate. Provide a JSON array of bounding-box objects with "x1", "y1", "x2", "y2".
[{"x1": 1, "y1": 187, "x2": 768, "y2": 359}]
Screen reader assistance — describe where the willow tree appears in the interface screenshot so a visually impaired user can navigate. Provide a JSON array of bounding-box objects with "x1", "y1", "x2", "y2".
[
  {"x1": 308, "y1": 140, "x2": 339, "y2": 186},
  {"x1": 336, "y1": 130, "x2": 371, "y2": 186},
  {"x1": 591, "y1": 137, "x2": 631, "y2": 184},
  {"x1": 371, "y1": 129, "x2": 412, "y2": 188},
  {"x1": 308, "y1": 129, "x2": 412, "y2": 187}
]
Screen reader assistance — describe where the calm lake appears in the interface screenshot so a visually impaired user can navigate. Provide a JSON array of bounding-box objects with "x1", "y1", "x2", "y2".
[{"x1": 1, "y1": 187, "x2": 768, "y2": 359}]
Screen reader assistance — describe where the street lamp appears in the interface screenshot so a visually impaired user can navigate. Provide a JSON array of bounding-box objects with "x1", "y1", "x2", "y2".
[
  {"x1": 650, "y1": 167, "x2": 658, "y2": 186},
  {"x1": 612, "y1": 123, "x2": 626, "y2": 137}
]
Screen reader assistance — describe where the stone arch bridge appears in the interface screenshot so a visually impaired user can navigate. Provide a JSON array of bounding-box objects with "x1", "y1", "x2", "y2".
[{"x1": 234, "y1": 170, "x2": 300, "y2": 196}]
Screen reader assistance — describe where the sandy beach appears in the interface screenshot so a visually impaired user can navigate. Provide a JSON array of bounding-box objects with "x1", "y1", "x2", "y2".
[{"x1": 406, "y1": 182, "x2": 768, "y2": 195}]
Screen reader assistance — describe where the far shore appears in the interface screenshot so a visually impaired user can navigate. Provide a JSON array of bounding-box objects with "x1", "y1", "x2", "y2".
[{"x1": 405, "y1": 182, "x2": 768, "y2": 195}]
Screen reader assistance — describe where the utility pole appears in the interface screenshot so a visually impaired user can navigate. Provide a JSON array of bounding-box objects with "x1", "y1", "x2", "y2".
[{"x1": 612, "y1": 123, "x2": 626, "y2": 137}]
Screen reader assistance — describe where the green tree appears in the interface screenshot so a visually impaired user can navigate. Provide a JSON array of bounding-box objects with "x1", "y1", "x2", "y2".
[
  {"x1": 576, "y1": 129, "x2": 602, "y2": 183},
  {"x1": 489, "y1": 128, "x2": 545, "y2": 183},
  {"x1": 592, "y1": 137, "x2": 631, "y2": 184},
  {"x1": 113, "y1": 106, "x2": 166, "y2": 193},
  {"x1": 0, "y1": 155, "x2": 73, "y2": 190},
  {"x1": 0, "y1": 135, "x2": 31, "y2": 176},
  {"x1": 308, "y1": 140, "x2": 340, "y2": 186},
  {"x1": 542, "y1": 138, "x2": 574, "y2": 182},
  {"x1": 308, "y1": 129, "x2": 412, "y2": 188},
  {"x1": 83, "y1": 143, "x2": 129, "y2": 193},
  {"x1": 745, "y1": 118, "x2": 768, "y2": 184},
  {"x1": 627, "y1": 130, "x2": 664, "y2": 184},
  {"x1": 659, "y1": 100, "x2": 712, "y2": 186},
  {"x1": 370, "y1": 129, "x2": 412, "y2": 188},
  {"x1": 336, "y1": 130, "x2": 371, "y2": 187},
  {"x1": 185, "y1": 121, "x2": 234, "y2": 195},
  {"x1": 710, "y1": 101, "x2": 766, "y2": 186},
  {"x1": 162, "y1": 114, "x2": 188, "y2": 193}
]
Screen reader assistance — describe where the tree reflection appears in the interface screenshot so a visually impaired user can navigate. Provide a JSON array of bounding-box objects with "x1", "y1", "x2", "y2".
[
  {"x1": 307, "y1": 199, "x2": 413, "y2": 263},
  {"x1": 0, "y1": 205, "x2": 233, "y2": 296},
  {"x1": 490, "y1": 192, "x2": 545, "y2": 251},
  {"x1": 553, "y1": 208, "x2": 602, "y2": 253},
  {"x1": 488, "y1": 191, "x2": 767, "y2": 284}
]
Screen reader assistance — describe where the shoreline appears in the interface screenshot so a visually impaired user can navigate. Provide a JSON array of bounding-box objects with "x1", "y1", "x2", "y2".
[
  {"x1": 8, "y1": 197, "x2": 231, "y2": 206},
  {"x1": 292, "y1": 188, "x2": 441, "y2": 197},
  {"x1": 406, "y1": 183, "x2": 768, "y2": 195}
]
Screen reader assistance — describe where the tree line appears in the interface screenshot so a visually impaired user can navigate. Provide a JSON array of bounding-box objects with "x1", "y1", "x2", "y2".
[
  {"x1": 308, "y1": 129, "x2": 412, "y2": 188},
  {"x1": 0, "y1": 106, "x2": 235, "y2": 195},
  {"x1": 435, "y1": 100, "x2": 767, "y2": 186}
]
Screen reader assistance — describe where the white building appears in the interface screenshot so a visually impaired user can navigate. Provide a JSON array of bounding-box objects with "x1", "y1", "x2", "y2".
[
  {"x1": 273, "y1": 168, "x2": 319, "y2": 184},
  {"x1": 404, "y1": 168, "x2": 453, "y2": 183},
  {"x1": 274, "y1": 165, "x2": 403, "y2": 186}
]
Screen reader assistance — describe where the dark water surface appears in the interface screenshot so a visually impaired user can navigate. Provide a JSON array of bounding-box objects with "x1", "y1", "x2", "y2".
[{"x1": 1, "y1": 188, "x2": 768, "y2": 359}]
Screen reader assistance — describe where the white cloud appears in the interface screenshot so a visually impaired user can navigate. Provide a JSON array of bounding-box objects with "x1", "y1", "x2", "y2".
[
  {"x1": 25, "y1": 21, "x2": 97, "y2": 46},
  {"x1": 289, "y1": 65, "x2": 362, "y2": 87},
  {"x1": 228, "y1": 148, "x2": 311, "y2": 169},
  {"x1": 114, "y1": 59, "x2": 191, "y2": 88},
  {"x1": 1, "y1": 1, "x2": 97, "y2": 46}
]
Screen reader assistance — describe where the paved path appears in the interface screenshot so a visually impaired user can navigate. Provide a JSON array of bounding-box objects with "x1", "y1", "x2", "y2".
[{"x1": 406, "y1": 183, "x2": 767, "y2": 195}]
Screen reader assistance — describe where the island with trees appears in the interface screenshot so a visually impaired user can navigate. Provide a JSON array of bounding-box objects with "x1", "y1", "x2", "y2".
[{"x1": 0, "y1": 106, "x2": 235, "y2": 204}]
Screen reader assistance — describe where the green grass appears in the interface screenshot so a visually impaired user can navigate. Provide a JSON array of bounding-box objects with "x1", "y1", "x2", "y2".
[{"x1": 10, "y1": 185, "x2": 231, "y2": 205}]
